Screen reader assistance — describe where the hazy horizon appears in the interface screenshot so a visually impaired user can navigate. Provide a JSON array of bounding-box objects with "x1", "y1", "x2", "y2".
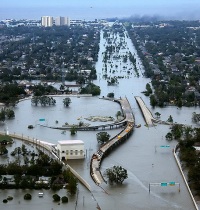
[{"x1": 1, "y1": 0, "x2": 200, "y2": 20}]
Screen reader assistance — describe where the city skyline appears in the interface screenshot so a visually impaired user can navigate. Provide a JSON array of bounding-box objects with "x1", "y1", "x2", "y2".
[{"x1": 1, "y1": 0, "x2": 200, "y2": 20}]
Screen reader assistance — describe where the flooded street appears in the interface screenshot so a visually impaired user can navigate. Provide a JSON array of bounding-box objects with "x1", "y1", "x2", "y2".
[{"x1": 0, "y1": 24, "x2": 199, "y2": 209}]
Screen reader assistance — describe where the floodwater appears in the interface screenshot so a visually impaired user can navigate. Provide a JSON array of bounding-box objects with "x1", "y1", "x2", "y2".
[{"x1": 0, "y1": 25, "x2": 199, "y2": 210}]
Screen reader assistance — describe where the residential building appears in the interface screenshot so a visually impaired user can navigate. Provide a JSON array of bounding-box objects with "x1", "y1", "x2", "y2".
[
  {"x1": 55, "y1": 16, "x2": 70, "y2": 26},
  {"x1": 41, "y1": 16, "x2": 53, "y2": 27}
]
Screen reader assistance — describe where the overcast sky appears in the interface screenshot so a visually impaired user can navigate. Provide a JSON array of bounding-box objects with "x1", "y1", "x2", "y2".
[{"x1": 1, "y1": 0, "x2": 200, "y2": 20}]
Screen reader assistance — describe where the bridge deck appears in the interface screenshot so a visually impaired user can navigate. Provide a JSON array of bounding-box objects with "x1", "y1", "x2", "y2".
[
  {"x1": 90, "y1": 97, "x2": 134, "y2": 185},
  {"x1": 135, "y1": 96, "x2": 154, "y2": 126}
]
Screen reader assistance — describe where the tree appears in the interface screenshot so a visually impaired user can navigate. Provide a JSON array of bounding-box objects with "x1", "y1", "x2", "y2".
[
  {"x1": 5, "y1": 109, "x2": 15, "y2": 119},
  {"x1": 107, "y1": 92, "x2": 114, "y2": 98},
  {"x1": 165, "y1": 132, "x2": 173, "y2": 141},
  {"x1": 150, "y1": 95, "x2": 157, "y2": 107},
  {"x1": 70, "y1": 126, "x2": 77, "y2": 135},
  {"x1": 104, "y1": 165, "x2": 128, "y2": 184},
  {"x1": 31, "y1": 96, "x2": 56, "y2": 106},
  {"x1": 116, "y1": 111, "x2": 122, "y2": 120},
  {"x1": 80, "y1": 83, "x2": 101, "y2": 96},
  {"x1": 31, "y1": 96, "x2": 40, "y2": 106},
  {"x1": 24, "y1": 193, "x2": 32, "y2": 200},
  {"x1": 0, "y1": 109, "x2": 6, "y2": 122},
  {"x1": 61, "y1": 196, "x2": 68, "y2": 203},
  {"x1": 0, "y1": 146, "x2": 8, "y2": 155},
  {"x1": 192, "y1": 112, "x2": 200, "y2": 123},
  {"x1": 96, "y1": 132, "x2": 110, "y2": 144},
  {"x1": 167, "y1": 115, "x2": 173, "y2": 123},
  {"x1": 155, "y1": 112, "x2": 161, "y2": 118},
  {"x1": 63, "y1": 168, "x2": 78, "y2": 195},
  {"x1": 14, "y1": 174, "x2": 21, "y2": 187},
  {"x1": 171, "y1": 124, "x2": 183, "y2": 140},
  {"x1": 67, "y1": 174, "x2": 78, "y2": 195},
  {"x1": 107, "y1": 77, "x2": 118, "y2": 86},
  {"x1": 144, "y1": 83, "x2": 152, "y2": 96},
  {"x1": 63, "y1": 97, "x2": 71, "y2": 107},
  {"x1": 52, "y1": 194, "x2": 60, "y2": 202}
]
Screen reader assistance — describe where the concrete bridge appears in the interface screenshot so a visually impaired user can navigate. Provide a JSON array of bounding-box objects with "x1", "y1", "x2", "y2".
[
  {"x1": 90, "y1": 97, "x2": 134, "y2": 185},
  {"x1": 135, "y1": 96, "x2": 173, "y2": 126},
  {"x1": 45, "y1": 120, "x2": 127, "y2": 131},
  {"x1": 135, "y1": 96, "x2": 156, "y2": 126},
  {"x1": 41, "y1": 97, "x2": 131, "y2": 131}
]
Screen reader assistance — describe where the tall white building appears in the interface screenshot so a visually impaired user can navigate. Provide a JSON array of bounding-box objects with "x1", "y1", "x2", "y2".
[
  {"x1": 55, "y1": 16, "x2": 70, "y2": 26},
  {"x1": 41, "y1": 16, "x2": 53, "y2": 27}
]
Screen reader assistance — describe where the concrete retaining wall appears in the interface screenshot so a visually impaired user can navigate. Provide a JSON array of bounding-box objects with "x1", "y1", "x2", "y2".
[{"x1": 174, "y1": 145, "x2": 199, "y2": 210}]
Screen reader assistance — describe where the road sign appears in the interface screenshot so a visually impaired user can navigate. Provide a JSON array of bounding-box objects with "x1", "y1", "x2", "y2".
[
  {"x1": 149, "y1": 182, "x2": 180, "y2": 192},
  {"x1": 39, "y1": 118, "x2": 45, "y2": 122},
  {"x1": 161, "y1": 182, "x2": 168, "y2": 186},
  {"x1": 160, "y1": 145, "x2": 170, "y2": 148},
  {"x1": 169, "y1": 181, "x2": 175, "y2": 186}
]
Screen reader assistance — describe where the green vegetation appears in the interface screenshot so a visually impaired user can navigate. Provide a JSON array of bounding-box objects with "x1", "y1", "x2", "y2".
[
  {"x1": 32, "y1": 85, "x2": 57, "y2": 96},
  {"x1": 0, "y1": 108, "x2": 15, "y2": 122},
  {"x1": 80, "y1": 83, "x2": 101, "y2": 96},
  {"x1": 192, "y1": 112, "x2": 200, "y2": 124},
  {"x1": 0, "y1": 146, "x2": 8, "y2": 155},
  {"x1": 96, "y1": 132, "x2": 110, "y2": 144},
  {"x1": 61, "y1": 196, "x2": 68, "y2": 203},
  {"x1": 165, "y1": 132, "x2": 173, "y2": 141},
  {"x1": 116, "y1": 111, "x2": 122, "y2": 120},
  {"x1": 0, "y1": 25, "x2": 99, "y2": 82},
  {"x1": 24, "y1": 193, "x2": 32, "y2": 200},
  {"x1": 167, "y1": 115, "x2": 173, "y2": 123},
  {"x1": 31, "y1": 96, "x2": 56, "y2": 106},
  {"x1": 63, "y1": 169, "x2": 78, "y2": 195},
  {"x1": 107, "y1": 77, "x2": 118, "y2": 86},
  {"x1": 70, "y1": 126, "x2": 77, "y2": 135},
  {"x1": 163, "y1": 124, "x2": 200, "y2": 195},
  {"x1": 126, "y1": 21, "x2": 200, "y2": 107},
  {"x1": 104, "y1": 165, "x2": 128, "y2": 184},
  {"x1": 52, "y1": 194, "x2": 60, "y2": 202},
  {"x1": 5, "y1": 109, "x2": 15, "y2": 119},
  {"x1": 0, "y1": 135, "x2": 12, "y2": 155},
  {"x1": 0, "y1": 134, "x2": 13, "y2": 143},
  {"x1": 155, "y1": 112, "x2": 161, "y2": 118},
  {"x1": 143, "y1": 83, "x2": 152, "y2": 96},
  {"x1": 107, "y1": 92, "x2": 114, "y2": 98},
  {"x1": 63, "y1": 97, "x2": 71, "y2": 107},
  {"x1": 0, "y1": 150, "x2": 63, "y2": 189},
  {"x1": 0, "y1": 84, "x2": 26, "y2": 105}
]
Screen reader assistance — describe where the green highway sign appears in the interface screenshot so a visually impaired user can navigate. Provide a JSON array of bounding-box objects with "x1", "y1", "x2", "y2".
[
  {"x1": 39, "y1": 118, "x2": 45, "y2": 121},
  {"x1": 160, "y1": 145, "x2": 170, "y2": 148},
  {"x1": 169, "y1": 182, "x2": 175, "y2": 186},
  {"x1": 149, "y1": 182, "x2": 180, "y2": 193},
  {"x1": 161, "y1": 182, "x2": 168, "y2": 186}
]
